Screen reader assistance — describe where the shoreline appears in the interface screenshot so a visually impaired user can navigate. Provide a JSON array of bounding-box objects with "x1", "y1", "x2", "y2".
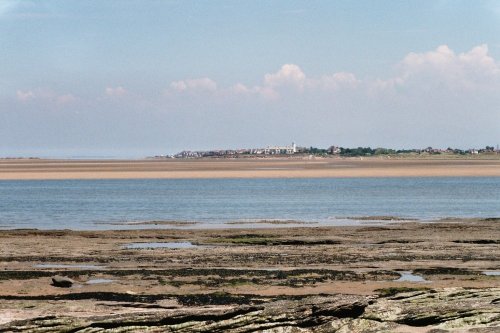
[
  {"x1": 1, "y1": 217, "x2": 498, "y2": 232},
  {"x1": 1, "y1": 157, "x2": 500, "y2": 180}
]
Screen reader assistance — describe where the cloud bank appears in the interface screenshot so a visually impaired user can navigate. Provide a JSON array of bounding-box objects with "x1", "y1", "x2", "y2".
[
  {"x1": 5, "y1": 44, "x2": 500, "y2": 154},
  {"x1": 164, "y1": 44, "x2": 500, "y2": 100}
]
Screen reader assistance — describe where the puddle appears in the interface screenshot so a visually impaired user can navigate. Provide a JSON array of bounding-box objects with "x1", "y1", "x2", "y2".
[
  {"x1": 482, "y1": 271, "x2": 500, "y2": 276},
  {"x1": 34, "y1": 264, "x2": 106, "y2": 270},
  {"x1": 394, "y1": 271, "x2": 427, "y2": 282},
  {"x1": 124, "y1": 242, "x2": 198, "y2": 249},
  {"x1": 86, "y1": 278, "x2": 115, "y2": 285}
]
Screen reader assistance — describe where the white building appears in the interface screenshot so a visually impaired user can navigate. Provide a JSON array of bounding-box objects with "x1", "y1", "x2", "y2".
[{"x1": 264, "y1": 142, "x2": 297, "y2": 155}]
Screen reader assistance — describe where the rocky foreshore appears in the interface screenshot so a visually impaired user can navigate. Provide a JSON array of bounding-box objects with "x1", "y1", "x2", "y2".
[
  {"x1": 2, "y1": 288, "x2": 499, "y2": 332},
  {"x1": 0, "y1": 219, "x2": 498, "y2": 332}
]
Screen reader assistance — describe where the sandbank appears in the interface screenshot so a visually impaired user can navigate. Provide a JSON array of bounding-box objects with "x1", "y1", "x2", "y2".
[{"x1": 1, "y1": 157, "x2": 500, "y2": 180}]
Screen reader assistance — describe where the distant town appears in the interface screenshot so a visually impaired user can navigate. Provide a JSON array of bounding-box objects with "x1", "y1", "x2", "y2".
[{"x1": 153, "y1": 143, "x2": 500, "y2": 159}]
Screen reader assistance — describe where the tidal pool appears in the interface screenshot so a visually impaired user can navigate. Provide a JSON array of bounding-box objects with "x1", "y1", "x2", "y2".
[
  {"x1": 124, "y1": 242, "x2": 198, "y2": 249},
  {"x1": 394, "y1": 271, "x2": 427, "y2": 282}
]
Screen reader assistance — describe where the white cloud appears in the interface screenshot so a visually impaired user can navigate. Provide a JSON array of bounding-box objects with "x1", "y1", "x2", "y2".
[
  {"x1": 105, "y1": 86, "x2": 127, "y2": 97},
  {"x1": 230, "y1": 83, "x2": 251, "y2": 94},
  {"x1": 393, "y1": 44, "x2": 500, "y2": 91},
  {"x1": 263, "y1": 64, "x2": 306, "y2": 89},
  {"x1": 15, "y1": 88, "x2": 77, "y2": 106},
  {"x1": 258, "y1": 64, "x2": 359, "y2": 98},
  {"x1": 401, "y1": 45, "x2": 455, "y2": 69},
  {"x1": 224, "y1": 82, "x2": 279, "y2": 100},
  {"x1": 16, "y1": 90, "x2": 35, "y2": 102},
  {"x1": 314, "y1": 72, "x2": 360, "y2": 90},
  {"x1": 212, "y1": 64, "x2": 355, "y2": 100},
  {"x1": 253, "y1": 86, "x2": 280, "y2": 100},
  {"x1": 168, "y1": 64, "x2": 358, "y2": 100},
  {"x1": 169, "y1": 81, "x2": 187, "y2": 91},
  {"x1": 170, "y1": 78, "x2": 217, "y2": 93},
  {"x1": 458, "y1": 44, "x2": 500, "y2": 76}
]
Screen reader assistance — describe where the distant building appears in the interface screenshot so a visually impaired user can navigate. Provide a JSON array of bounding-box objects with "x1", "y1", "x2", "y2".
[
  {"x1": 264, "y1": 142, "x2": 297, "y2": 155},
  {"x1": 328, "y1": 146, "x2": 341, "y2": 155},
  {"x1": 173, "y1": 142, "x2": 298, "y2": 158}
]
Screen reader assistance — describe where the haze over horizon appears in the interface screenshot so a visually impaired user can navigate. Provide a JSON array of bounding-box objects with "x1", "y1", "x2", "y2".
[{"x1": 1, "y1": 1, "x2": 500, "y2": 158}]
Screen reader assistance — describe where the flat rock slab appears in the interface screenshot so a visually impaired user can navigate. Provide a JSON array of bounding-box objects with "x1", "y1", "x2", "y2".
[{"x1": 1, "y1": 288, "x2": 499, "y2": 332}]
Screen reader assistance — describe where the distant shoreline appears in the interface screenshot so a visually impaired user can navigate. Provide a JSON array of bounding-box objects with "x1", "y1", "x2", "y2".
[{"x1": 1, "y1": 157, "x2": 500, "y2": 180}]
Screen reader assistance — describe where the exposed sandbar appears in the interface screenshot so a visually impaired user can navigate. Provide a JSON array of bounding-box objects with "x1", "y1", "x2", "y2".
[{"x1": 1, "y1": 157, "x2": 500, "y2": 180}]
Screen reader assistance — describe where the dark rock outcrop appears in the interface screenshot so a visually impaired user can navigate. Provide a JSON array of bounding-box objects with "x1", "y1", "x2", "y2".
[{"x1": 51, "y1": 275, "x2": 74, "y2": 288}]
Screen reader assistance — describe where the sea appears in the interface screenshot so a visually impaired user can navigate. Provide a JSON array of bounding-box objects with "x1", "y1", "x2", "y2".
[{"x1": 0, "y1": 177, "x2": 499, "y2": 230}]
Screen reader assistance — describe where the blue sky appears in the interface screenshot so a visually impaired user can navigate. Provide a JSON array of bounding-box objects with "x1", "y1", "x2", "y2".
[{"x1": 1, "y1": 1, "x2": 500, "y2": 157}]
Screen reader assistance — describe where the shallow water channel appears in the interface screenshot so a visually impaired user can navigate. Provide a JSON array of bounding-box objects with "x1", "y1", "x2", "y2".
[
  {"x1": 33, "y1": 264, "x2": 106, "y2": 270},
  {"x1": 123, "y1": 242, "x2": 199, "y2": 249}
]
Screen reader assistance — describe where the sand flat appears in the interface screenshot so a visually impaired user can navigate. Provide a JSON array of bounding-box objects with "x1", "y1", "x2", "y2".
[{"x1": 1, "y1": 157, "x2": 500, "y2": 179}]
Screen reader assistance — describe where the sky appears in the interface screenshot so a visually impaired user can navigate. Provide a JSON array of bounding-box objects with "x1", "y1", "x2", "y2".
[{"x1": 1, "y1": 0, "x2": 500, "y2": 157}]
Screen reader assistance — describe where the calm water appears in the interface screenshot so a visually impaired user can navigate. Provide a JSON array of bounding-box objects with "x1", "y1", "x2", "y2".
[{"x1": 0, "y1": 177, "x2": 498, "y2": 230}]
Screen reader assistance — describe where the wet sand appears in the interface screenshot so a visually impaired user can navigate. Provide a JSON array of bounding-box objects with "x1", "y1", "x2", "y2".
[
  {"x1": 1, "y1": 157, "x2": 500, "y2": 179},
  {"x1": 0, "y1": 219, "x2": 498, "y2": 331}
]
